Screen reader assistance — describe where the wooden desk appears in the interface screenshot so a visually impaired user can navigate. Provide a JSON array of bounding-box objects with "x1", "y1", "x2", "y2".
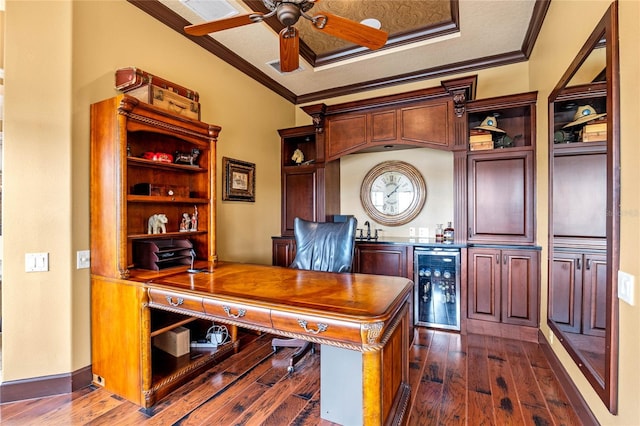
[{"x1": 91, "y1": 262, "x2": 413, "y2": 425}]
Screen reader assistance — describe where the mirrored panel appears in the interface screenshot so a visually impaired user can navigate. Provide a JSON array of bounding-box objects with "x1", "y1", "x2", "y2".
[{"x1": 547, "y1": 3, "x2": 619, "y2": 413}]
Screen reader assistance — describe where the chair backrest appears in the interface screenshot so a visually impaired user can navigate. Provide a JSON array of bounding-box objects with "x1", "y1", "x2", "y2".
[{"x1": 289, "y1": 217, "x2": 357, "y2": 273}]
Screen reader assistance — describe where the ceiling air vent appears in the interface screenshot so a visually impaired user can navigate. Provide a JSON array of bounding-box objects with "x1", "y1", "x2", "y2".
[{"x1": 267, "y1": 60, "x2": 304, "y2": 75}]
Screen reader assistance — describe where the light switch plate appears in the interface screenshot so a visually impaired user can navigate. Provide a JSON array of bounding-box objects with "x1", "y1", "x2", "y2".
[
  {"x1": 409, "y1": 227, "x2": 416, "y2": 237},
  {"x1": 77, "y1": 250, "x2": 91, "y2": 269},
  {"x1": 25, "y1": 252, "x2": 49, "y2": 272},
  {"x1": 618, "y1": 270, "x2": 635, "y2": 305}
]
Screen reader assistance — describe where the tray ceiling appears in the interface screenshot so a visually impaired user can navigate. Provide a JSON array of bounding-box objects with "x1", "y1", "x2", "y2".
[{"x1": 128, "y1": 0, "x2": 549, "y2": 104}]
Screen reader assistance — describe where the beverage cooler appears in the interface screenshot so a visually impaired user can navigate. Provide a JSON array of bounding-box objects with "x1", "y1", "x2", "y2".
[{"x1": 414, "y1": 248, "x2": 461, "y2": 331}]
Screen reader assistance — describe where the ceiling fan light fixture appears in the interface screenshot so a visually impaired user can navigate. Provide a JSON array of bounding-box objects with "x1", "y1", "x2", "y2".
[{"x1": 360, "y1": 18, "x2": 382, "y2": 30}]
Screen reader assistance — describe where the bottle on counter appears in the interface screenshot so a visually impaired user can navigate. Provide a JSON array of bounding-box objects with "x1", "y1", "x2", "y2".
[
  {"x1": 435, "y1": 224, "x2": 444, "y2": 243},
  {"x1": 443, "y1": 221, "x2": 454, "y2": 244}
]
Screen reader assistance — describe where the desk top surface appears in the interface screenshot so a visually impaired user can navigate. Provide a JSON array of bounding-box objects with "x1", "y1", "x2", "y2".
[{"x1": 141, "y1": 262, "x2": 413, "y2": 320}]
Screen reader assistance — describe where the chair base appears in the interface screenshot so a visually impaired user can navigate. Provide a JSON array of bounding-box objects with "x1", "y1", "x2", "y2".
[{"x1": 272, "y1": 337, "x2": 314, "y2": 373}]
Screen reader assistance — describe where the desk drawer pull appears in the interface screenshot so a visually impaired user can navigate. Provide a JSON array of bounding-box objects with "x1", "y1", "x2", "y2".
[
  {"x1": 223, "y1": 305, "x2": 246, "y2": 318},
  {"x1": 297, "y1": 319, "x2": 328, "y2": 334},
  {"x1": 165, "y1": 296, "x2": 184, "y2": 307}
]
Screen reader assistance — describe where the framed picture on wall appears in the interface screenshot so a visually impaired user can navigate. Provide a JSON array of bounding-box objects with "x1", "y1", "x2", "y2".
[{"x1": 222, "y1": 157, "x2": 255, "y2": 202}]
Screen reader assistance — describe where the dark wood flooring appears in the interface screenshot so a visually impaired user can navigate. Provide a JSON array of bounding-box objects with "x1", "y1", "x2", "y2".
[{"x1": 0, "y1": 329, "x2": 589, "y2": 425}]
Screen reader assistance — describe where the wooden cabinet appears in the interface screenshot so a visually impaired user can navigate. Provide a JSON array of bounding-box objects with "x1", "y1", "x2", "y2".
[
  {"x1": 90, "y1": 95, "x2": 220, "y2": 279},
  {"x1": 466, "y1": 92, "x2": 537, "y2": 245},
  {"x1": 467, "y1": 246, "x2": 539, "y2": 327},
  {"x1": 90, "y1": 95, "x2": 232, "y2": 408},
  {"x1": 353, "y1": 243, "x2": 411, "y2": 278},
  {"x1": 548, "y1": 83, "x2": 608, "y2": 338},
  {"x1": 325, "y1": 99, "x2": 453, "y2": 160},
  {"x1": 278, "y1": 126, "x2": 340, "y2": 236},
  {"x1": 550, "y1": 250, "x2": 607, "y2": 337},
  {"x1": 272, "y1": 236, "x2": 295, "y2": 267}
]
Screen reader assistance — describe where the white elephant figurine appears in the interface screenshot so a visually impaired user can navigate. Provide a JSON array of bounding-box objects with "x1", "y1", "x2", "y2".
[{"x1": 148, "y1": 213, "x2": 168, "y2": 234}]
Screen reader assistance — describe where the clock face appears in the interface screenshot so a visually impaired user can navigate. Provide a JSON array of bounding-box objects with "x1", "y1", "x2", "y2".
[{"x1": 360, "y1": 161, "x2": 426, "y2": 226}]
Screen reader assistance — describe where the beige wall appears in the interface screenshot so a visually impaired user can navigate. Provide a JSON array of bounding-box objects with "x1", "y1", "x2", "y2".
[
  {"x1": 2, "y1": 0, "x2": 294, "y2": 382},
  {"x1": 2, "y1": 0, "x2": 639, "y2": 423}
]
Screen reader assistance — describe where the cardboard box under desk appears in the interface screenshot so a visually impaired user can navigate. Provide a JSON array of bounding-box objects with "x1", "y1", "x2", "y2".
[{"x1": 153, "y1": 326, "x2": 190, "y2": 357}]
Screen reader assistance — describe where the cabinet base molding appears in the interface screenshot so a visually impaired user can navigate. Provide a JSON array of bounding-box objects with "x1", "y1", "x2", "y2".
[
  {"x1": 0, "y1": 365, "x2": 92, "y2": 403},
  {"x1": 465, "y1": 318, "x2": 539, "y2": 343}
]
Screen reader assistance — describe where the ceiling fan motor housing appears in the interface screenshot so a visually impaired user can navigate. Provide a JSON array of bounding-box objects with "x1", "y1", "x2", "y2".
[{"x1": 263, "y1": 0, "x2": 315, "y2": 26}]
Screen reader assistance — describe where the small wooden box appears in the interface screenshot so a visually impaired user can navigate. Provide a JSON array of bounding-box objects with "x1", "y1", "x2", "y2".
[
  {"x1": 126, "y1": 84, "x2": 200, "y2": 120},
  {"x1": 469, "y1": 140, "x2": 494, "y2": 151},
  {"x1": 153, "y1": 326, "x2": 190, "y2": 357}
]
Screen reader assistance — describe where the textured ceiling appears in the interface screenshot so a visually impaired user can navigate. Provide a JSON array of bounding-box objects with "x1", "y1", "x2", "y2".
[{"x1": 131, "y1": 0, "x2": 547, "y2": 104}]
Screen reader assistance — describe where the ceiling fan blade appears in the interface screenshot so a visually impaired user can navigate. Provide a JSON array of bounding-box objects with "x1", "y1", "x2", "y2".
[
  {"x1": 313, "y1": 12, "x2": 388, "y2": 50},
  {"x1": 184, "y1": 13, "x2": 262, "y2": 36},
  {"x1": 279, "y1": 27, "x2": 300, "y2": 72}
]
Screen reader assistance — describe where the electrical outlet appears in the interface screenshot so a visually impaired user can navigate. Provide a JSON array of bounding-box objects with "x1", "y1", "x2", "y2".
[
  {"x1": 418, "y1": 227, "x2": 428, "y2": 238},
  {"x1": 618, "y1": 270, "x2": 635, "y2": 305},
  {"x1": 77, "y1": 250, "x2": 91, "y2": 269},
  {"x1": 25, "y1": 252, "x2": 49, "y2": 272},
  {"x1": 548, "y1": 330, "x2": 554, "y2": 344},
  {"x1": 409, "y1": 227, "x2": 416, "y2": 237}
]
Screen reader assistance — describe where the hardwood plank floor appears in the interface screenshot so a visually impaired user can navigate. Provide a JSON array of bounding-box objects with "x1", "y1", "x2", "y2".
[{"x1": 0, "y1": 329, "x2": 591, "y2": 425}]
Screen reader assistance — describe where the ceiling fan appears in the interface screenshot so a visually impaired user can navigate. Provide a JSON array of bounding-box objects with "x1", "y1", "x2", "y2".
[{"x1": 184, "y1": 0, "x2": 388, "y2": 72}]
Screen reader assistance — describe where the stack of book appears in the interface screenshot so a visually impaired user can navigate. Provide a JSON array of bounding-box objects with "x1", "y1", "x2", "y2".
[
  {"x1": 582, "y1": 118, "x2": 607, "y2": 142},
  {"x1": 469, "y1": 130, "x2": 494, "y2": 151}
]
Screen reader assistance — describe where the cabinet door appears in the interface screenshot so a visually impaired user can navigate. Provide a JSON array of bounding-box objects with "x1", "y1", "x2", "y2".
[
  {"x1": 354, "y1": 244, "x2": 409, "y2": 278},
  {"x1": 582, "y1": 253, "x2": 607, "y2": 337},
  {"x1": 272, "y1": 238, "x2": 295, "y2": 267},
  {"x1": 467, "y1": 247, "x2": 501, "y2": 322},
  {"x1": 501, "y1": 249, "x2": 539, "y2": 327},
  {"x1": 549, "y1": 252, "x2": 583, "y2": 333},
  {"x1": 399, "y1": 101, "x2": 451, "y2": 148},
  {"x1": 326, "y1": 113, "x2": 367, "y2": 160},
  {"x1": 468, "y1": 151, "x2": 534, "y2": 244},
  {"x1": 282, "y1": 167, "x2": 318, "y2": 235},
  {"x1": 553, "y1": 151, "x2": 607, "y2": 240}
]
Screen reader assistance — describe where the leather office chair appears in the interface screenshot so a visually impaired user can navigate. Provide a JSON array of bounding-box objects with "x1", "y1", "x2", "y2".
[{"x1": 272, "y1": 216, "x2": 357, "y2": 373}]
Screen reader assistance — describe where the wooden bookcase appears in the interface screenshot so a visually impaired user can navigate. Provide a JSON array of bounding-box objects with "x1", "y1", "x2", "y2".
[{"x1": 90, "y1": 94, "x2": 232, "y2": 408}]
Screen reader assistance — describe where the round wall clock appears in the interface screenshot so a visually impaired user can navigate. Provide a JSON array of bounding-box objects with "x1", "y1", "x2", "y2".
[{"x1": 360, "y1": 161, "x2": 427, "y2": 226}]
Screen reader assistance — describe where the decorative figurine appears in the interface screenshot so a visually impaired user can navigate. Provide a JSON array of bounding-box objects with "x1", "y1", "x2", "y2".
[
  {"x1": 174, "y1": 148, "x2": 200, "y2": 166},
  {"x1": 292, "y1": 148, "x2": 304, "y2": 165},
  {"x1": 147, "y1": 213, "x2": 168, "y2": 234},
  {"x1": 180, "y1": 213, "x2": 191, "y2": 231},
  {"x1": 191, "y1": 206, "x2": 198, "y2": 231}
]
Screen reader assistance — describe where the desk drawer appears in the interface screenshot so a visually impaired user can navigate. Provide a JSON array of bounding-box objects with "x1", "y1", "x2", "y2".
[
  {"x1": 270, "y1": 311, "x2": 362, "y2": 345},
  {"x1": 148, "y1": 289, "x2": 204, "y2": 314},
  {"x1": 203, "y1": 299, "x2": 272, "y2": 329}
]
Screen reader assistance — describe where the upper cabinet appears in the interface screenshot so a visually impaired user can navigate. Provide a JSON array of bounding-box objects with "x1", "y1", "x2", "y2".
[
  {"x1": 90, "y1": 94, "x2": 221, "y2": 279},
  {"x1": 465, "y1": 92, "x2": 537, "y2": 244},
  {"x1": 325, "y1": 99, "x2": 454, "y2": 160},
  {"x1": 302, "y1": 77, "x2": 477, "y2": 162}
]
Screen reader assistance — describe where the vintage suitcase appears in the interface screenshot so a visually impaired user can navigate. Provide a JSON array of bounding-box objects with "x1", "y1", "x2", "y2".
[
  {"x1": 115, "y1": 66, "x2": 199, "y2": 101},
  {"x1": 126, "y1": 84, "x2": 201, "y2": 121}
]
